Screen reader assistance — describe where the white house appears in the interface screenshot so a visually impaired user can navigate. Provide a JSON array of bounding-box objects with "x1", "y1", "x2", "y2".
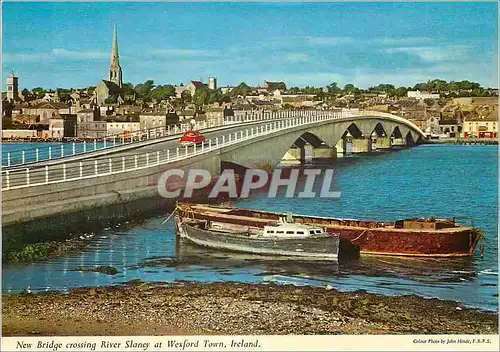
[{"x1": 407, "y1": 91, "x2": 440, "y2": 100}]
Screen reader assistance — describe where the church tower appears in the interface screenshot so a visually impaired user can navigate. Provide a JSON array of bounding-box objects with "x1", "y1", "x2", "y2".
[
  {"x1": 108, "y1": 24, "x2": 123, "y2": 88},
  {"x1": 6, "y1": 71, "x2": 19, "y2": 101}
]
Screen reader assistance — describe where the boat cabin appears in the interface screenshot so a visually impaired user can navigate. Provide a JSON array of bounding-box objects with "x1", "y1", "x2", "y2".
[{"x1": 262, "y1": 222, "x2": 325, "y2": 238}]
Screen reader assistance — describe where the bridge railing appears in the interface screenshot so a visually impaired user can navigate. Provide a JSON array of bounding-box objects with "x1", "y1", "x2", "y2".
[
  {"x1": 1, "y1": 109, "x2": 320, "y2": 168},
  {"x1": 2, "y1": 110, "x2": 350, "y2": 191}
]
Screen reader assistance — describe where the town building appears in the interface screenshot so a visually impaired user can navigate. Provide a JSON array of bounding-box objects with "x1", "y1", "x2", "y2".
[
  {"x1": 205, "y1": 106, "x2": 234, "y2": 126},
  {"x1": 453, "y1": 97, "x2": 498, "y2": 107},
  {"x1": 76, "y1": 107, "x2": 100, "y2": 125},
  {"x1": 220, "y1": 86, "x2": 234, "y2": 95},
  {"x1": 49, "y1": 115, "x2": 64, "y2": 138},
  {"x1": 407, "y1": 91, "x2": 440, "y2": 100},
  {"x1": 186, "y1": 81, "x2": 208, "y2": 96},
  {"x1": 438, "y1": 119, "x2": 460, "y2": 137},
  {"x1": 77, "y1": 121, "x2": 107, "y2": 139},
  {"x1": 177, "y1": 109, "x2": 196, "y2": 122},
  {"x1": 106, "y1": 115, "x2": 141, "y2": 137},
  {"x1": 62, "y1": 114, "x2": 78, "y2": 137},
  {"x1": 24, "y1": 102, "x2": 72, "y2": 124},
  {"x1": 462, "y1": 111, "x2": 498, "y2": 138},
  {"x1": 41, "y1": 91, "x2": 60, "y2": 102},
  {"x1": 261, "y1": 81, "x2": 286, "y2": 92},
  {"x1": 139, "y1": 110, "x2": 167, "y2": 131}
]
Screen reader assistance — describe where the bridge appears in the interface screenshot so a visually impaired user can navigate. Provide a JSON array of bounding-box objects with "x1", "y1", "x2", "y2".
[{"x1": 2, "y1": 109, "x2": 425, "y2": 229}]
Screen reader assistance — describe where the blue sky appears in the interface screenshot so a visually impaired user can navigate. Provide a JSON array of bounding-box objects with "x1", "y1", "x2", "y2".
[{"x1": 2, "y1": 2, "x2": 498, "y2": 90}]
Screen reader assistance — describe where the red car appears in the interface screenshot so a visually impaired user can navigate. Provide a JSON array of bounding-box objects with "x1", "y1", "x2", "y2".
[{"x1": 179, "y1": 130, "x2": 206, "y2": 146}]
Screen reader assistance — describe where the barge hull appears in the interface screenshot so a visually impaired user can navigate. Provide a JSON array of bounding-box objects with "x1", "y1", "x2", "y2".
[{"x1": 178, "y1": 204, "x2": 481, "y2": 257}]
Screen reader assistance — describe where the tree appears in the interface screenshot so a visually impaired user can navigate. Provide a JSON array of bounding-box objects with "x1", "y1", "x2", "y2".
[
  {"x1": 448, "y1": 81, "x2": 459, "y2": 92},
  {"x1": 457, "y1": 80, "x2": 481, "y2": 92},
  {"x1": 208, "y1": 88, "x2": 224, "y2": 103},
  {"x1": 395, "y1": 86, "x2": 408, "y2": 97},
  {"x1": 230, "y1": 82, "x2": 252, "y2": 97},
  {"x1": 32, "y1": 87, "x2": 46, "y2": 99},
  {"x1": 171, "y1": 97, "x2": 184, "y2": 109},
  {"x1": 151, "y1": 84, "x2": 175, "y2": 101},
  {"x1": 428, "y1": 79, "x2": 447, "y2": 92},
  {"x1": 413, "y1": 82, "x2": 429, "y2": 91},
  {"x1": 369, "y1": 84, "x2": 395, "y2": 94},
  {"x1": 327, "y1": 82, "x2": 341, "y2": 93},
  {"x1": 105, "y1": 95, "x2": 117, "y2": 104},
  {"x1": 181, "y1": 90, "x2": 192, "y2": 104},
  {"x1": 193, "y1": 88, "x2": 209, "y2": 107},
  {"x1": 134, "y1": 80, "x2": 155, "y2": 99},
  {"x1": 122, "y1": 82, "x2": 135, "y2": 96},
  {"x1": 21, "y1": 88, "x2": 35, "y2": 102},
  {"x1": 343, "y1": 83, "x2": 359, "y2": 94}
]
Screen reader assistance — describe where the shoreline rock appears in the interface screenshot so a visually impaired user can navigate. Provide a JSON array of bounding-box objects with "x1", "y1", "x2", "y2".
[{"x1": 2, "y1": 282, "x2": 497, "y2": 336}]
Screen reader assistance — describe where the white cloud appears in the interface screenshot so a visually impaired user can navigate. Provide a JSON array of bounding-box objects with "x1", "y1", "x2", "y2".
[
  {"x1": 3, "y1": 49, "x2": 109, "y2": 63},
  {"x1": 51, "y1": 49, "x2": 108, "y2": 59},
  {"x1": 2, "y1": 52, "x2": 48, "y2": 62},
  {"x1": 382, "y1": 45, "x2": 472, "y2": 62},
  {"x1": 304, "y1": 36, "x2": 433, "y2": 47},
  {"x1": 374, "y1": 37, "x2": 433, "y2": 45}
]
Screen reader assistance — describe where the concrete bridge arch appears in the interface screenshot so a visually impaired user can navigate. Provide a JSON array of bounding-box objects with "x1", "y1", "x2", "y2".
[{"x1": 220, "y1": 114, "x2": 425, "y2": 169}]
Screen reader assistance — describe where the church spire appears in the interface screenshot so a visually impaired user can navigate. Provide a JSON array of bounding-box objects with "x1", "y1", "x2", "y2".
[
  {"x1": 111, "y1": 24, "x2": 119, "y2": 65},
  {"x1": 108, "y1": 24, "x2": 123, "y2": 88}
]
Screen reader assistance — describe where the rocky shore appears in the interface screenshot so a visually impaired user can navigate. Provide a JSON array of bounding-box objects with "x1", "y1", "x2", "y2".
[{"x1": 2, "y1": 282, "x2": 497, "y2": 335}]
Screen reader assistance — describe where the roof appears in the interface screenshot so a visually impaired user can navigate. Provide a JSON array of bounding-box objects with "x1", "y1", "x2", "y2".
[
  {"x1": 189, "y1": 81, "x2": 207, "y2": 89},
  {"x1": 178, "y1": 110, "x2": 195, "y2": 116},
  {"x1": 252, "y1": 100, "x2": 278, "y2": 106},
  {"x1": 282, "y1": 96, "x2": 313, "y2": 103},
  {"x1": 100, "y1": 80, "x2": 123, "y2": 92},
  {"x1": 12, "y1": 114, "x2": 39, "y2": 121},
  {"x1": 77, "y1": 108, "x2": 94, "y2": 113},
  {"x1": 32, "y1": 102, "x2": 70, "y2": 109},
  {"x1": 140, "y1": 111, "x2": 167, "y2": 116},
  {"x1": 262, "y1": 81, "x2": 286, "y2": 90},
  {"x1": 107, "y1": 115, "x2": 141, "y2": 123},
  {"x1": 465, "y1": 112, "x2": 499, "y2": 122},
  {"x1": 264, "y1": 81, "x2": 285, "y2": 85},
  {"x1": 206, "y1": 107, "x2": 224, "y2": 112},
  {"x1": 439, "y1": 120, "x2": 458, "y2": 125}
]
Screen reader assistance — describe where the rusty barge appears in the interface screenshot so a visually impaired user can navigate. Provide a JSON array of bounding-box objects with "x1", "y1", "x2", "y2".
[{"x1": 175, "y1": 203, "x2": 483, "y2": 258}]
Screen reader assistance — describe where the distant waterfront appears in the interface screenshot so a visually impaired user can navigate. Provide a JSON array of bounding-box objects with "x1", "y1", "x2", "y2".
[
  {"x1": 1, "y1": 142, "x2": 110, "y2": 165},
  {"x1": 2, "y1": 144, "x2": 497, "y2": 311}
]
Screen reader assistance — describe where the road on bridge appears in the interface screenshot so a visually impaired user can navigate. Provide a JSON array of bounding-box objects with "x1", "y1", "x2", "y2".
[{"x1": 2, "y1": 118, "x2": 292, "y2": 189}]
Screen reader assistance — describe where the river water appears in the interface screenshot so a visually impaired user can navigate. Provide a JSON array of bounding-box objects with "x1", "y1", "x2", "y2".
[{"x1": 2, "y1": 144, "x2": 498, "y2": 312}]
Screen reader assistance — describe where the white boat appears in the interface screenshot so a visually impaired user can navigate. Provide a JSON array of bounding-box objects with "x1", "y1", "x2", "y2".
[{"x1": 174, "y1": 215, "x2": 340, "y2": 261}]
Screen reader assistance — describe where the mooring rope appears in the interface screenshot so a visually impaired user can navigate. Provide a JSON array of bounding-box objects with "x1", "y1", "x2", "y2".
[{"x1": 351, "y1": 229, "x2": 368, "y2": 242}]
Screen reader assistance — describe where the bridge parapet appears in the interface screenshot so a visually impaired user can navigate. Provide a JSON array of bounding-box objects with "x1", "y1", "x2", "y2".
[
  {"x1": 1, "y1": 111, "x2": 339, "y2": 191},
  {"x1": 2, "y1": 109, "x2": 304, "y2": 168},
  {"x1": 2, "y1": 109, "x2": 426, "y2": 192}
]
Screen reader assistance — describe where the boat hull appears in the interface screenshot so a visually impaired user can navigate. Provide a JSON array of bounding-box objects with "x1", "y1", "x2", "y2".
[
  {"x1": 176, "y1": 204, "x2": 482, "y2": 258},
  {"x1": 175, "y1": 216, "x2": 340, "y2": 261}
]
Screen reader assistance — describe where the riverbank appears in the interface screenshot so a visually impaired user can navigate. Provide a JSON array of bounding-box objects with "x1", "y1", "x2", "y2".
[
  {"x1": 422, "y1": 137, "x2": 498, "y2": 145},
  {"x1": 2, "y1": 282, "x2": 497, "y2": 335}
]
